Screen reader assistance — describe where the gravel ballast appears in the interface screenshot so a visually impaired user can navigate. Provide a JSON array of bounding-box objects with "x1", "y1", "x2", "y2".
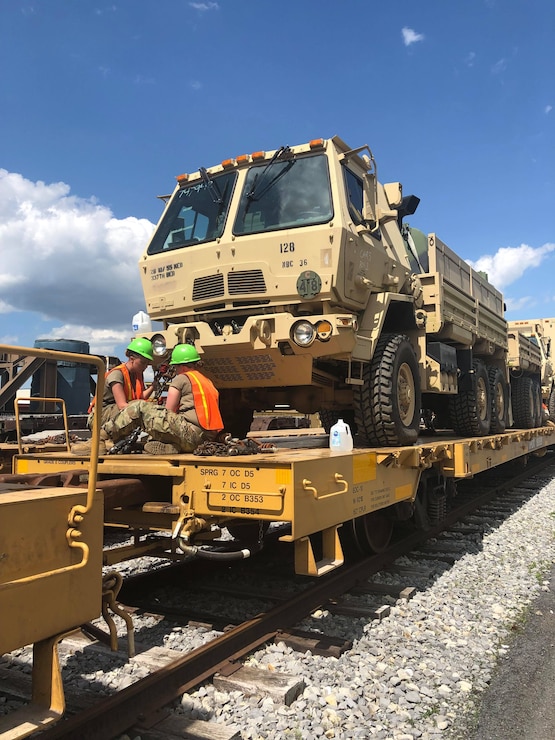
[
  {"x1": 173, "y1": 474, "x2": 555, "y2": 739},
  {"x1": 3, "y1": 472, "x2": 555, "y2": 739}
]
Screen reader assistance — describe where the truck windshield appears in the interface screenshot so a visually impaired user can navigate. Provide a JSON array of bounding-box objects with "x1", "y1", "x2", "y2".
[
  {"x1": 147, "y1": 171, "x2": 237, "y2": 255},
  {"x1": 233, "y1": 154, "x2": 333, "y2": 235}
]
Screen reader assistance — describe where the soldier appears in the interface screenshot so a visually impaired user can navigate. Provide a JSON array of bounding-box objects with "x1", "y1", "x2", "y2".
[{"x1": 71, "y1": 337, "x2": 155, "y2": 455}]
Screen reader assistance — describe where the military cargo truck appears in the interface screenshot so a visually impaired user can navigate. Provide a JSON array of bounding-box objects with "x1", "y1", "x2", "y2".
[
  {"x1": 508, "y1": 318, "x2": 555, "y2": 419},
  {"x1": 137, "y1": 136, "x2": 543, "y2": 445}
]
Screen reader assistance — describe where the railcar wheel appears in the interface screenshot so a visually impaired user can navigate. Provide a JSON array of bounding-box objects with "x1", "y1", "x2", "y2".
[
  {"x1": 449, "y1": 360, "x2": 491, "y2": 436},
  {"x1": 354, "y1": 333, "x2": 421, "y2": 447},
  {"x1": 488, "y1": 365, "x2": 509, "y2": 433},
  {"x1": 512, "y1": 376, "x2": 538, "y2": 429},
  {"x1": 341, "y1": 510, "x2": 394, "y2": 557}
]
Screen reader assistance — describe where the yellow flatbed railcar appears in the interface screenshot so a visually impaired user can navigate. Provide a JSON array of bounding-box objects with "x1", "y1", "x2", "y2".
[{"x1": 12, "y1": 425, "x2": 555, "y2": 578}]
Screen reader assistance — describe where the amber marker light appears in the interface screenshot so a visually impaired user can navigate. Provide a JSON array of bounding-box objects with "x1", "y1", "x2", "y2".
[
  {"x1": 221, "y1": 158, "x2": 236, "y2": 169},
  {"x1": 316, "y1": 320, "x2": 333, "y2": 341},
  {"x1": 251, "y1": 150, "x2": 266, "y2": 160},
  {"x1": 337, "y1": 316, "x2": 358, "y2": 330},
  {"x1": 176, "y1": 174, "x2": 188, "y2": 185},
  {"x1": 309, "y1": 139, "x2": 324, "y2": 149}
]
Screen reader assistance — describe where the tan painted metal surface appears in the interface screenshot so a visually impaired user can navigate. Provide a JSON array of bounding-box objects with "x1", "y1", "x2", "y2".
[
  {"x1": 0, "y1": 343, "x2": 106, "y2": 739},
  {"x1": 0, "y1": 487, "x2": 103, "y2": 653},
  {"x1": 508, "y1": 317, "x2": 555, "y2": 401}
]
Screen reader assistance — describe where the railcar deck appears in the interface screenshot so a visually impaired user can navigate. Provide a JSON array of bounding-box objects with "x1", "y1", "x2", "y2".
[{"x1": 10, "y1": 425, "x2": 555, "y2": 576}]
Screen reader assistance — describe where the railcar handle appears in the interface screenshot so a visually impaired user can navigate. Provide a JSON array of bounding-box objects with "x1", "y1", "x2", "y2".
[{"x1": 303, "y1": 473, "x2": 349, "y2": 499}]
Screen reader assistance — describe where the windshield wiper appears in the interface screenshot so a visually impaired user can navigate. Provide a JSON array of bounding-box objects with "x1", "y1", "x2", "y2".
[
  {"x1": 199, "y1": 167, "x2": 223, "y2": 204},
  {"x1": 246, "y1": 146, "x2": 295, "y2": 202}
]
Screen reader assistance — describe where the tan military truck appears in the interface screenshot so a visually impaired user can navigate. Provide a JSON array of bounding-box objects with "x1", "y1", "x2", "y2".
[
  {"x1": 508, "y1": 318, "x2": 555, "y2": 419},
  {"x1": 137, "y1": 136, "x2": 543, "y2": 445}
]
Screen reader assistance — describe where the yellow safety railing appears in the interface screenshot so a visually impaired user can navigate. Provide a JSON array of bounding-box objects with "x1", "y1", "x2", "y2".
[
  {"x1": 15, "y1": 396, "x2": 71, "y2": 454},
  {"x1": 0, "y1": 343, "x2": 106, "y2": 587}
]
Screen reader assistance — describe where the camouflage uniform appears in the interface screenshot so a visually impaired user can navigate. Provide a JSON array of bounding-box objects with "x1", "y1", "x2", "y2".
[{"x1": 102, "y1": 400, "x2": 202, "y2": 453}]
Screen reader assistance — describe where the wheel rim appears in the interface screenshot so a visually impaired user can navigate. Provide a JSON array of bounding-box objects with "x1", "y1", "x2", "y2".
[
  {"x1": 477, "y1": 375, "x2": 489, "y2": 421},
  {"x1": 397, "y1": 362, "x2": 416, "y2": 424},
  {"x1": 494, "y1": 381, "x2": 505, "y2": 420}
]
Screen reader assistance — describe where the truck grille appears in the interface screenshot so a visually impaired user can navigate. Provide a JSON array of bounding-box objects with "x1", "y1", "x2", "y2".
[
  {"x1": 228, "y1": 269, "x2": 266, "y2": 295},
  {"x1": 204, "y1": 355, "x2": 276, "y2": 382},
  {"x1": 192, "y1": 273, "x2": 224, "y2": 301},
  {"x1": 193, "y1": 270, "x2": 266, "y2": 302}
]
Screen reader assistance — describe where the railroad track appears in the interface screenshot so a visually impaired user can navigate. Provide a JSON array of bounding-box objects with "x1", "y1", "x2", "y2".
[{"x1": 2, "y1": 451, "x2": 555, "y2": 739}]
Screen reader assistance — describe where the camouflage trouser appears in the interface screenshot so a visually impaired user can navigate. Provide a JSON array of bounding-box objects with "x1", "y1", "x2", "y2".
[
  {"x1": 101, "y1": 400, "x2": 202, "y2": 453},
  {"x1": 87, "y1": 403, "x2": 126, "y2": 435}
]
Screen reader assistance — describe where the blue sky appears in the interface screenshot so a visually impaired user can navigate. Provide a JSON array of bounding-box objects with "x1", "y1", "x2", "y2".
[{"x1": 1, "y1": 0, "x2": 553, "y2": 360}]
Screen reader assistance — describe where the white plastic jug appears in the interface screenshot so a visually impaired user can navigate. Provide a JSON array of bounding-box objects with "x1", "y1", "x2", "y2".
[
  {"x1": 132, "y1": 310, "x2": 152, "y2": 333},
  {"x1": 329, "y1": 418, "x2": 353, "y2": 453}
]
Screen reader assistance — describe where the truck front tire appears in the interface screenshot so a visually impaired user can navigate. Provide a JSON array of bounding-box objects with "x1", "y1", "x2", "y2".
[{"x1": 354, "y1": 333, "x2": 421, "y2": 447}]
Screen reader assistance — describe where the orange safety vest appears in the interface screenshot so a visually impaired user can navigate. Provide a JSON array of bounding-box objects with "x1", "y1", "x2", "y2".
[
  {"x1": 88, "y1": 363, "x2": 144, "y2": 413},
  {"x1": 185, "y1": 370, "x2": 224, "y2": 431}
]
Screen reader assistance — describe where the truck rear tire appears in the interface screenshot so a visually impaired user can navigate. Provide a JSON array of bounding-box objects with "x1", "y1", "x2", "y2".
[
  {"x1": 512, "y1": 376, "x2": 540, "y2": 429},
  {"x1": 450, "y1": 360, "x2": 491, "y2": 436},
  {"x1": 533, "y1": 380, "x2": 543, "y2": 427},
  {"x1": 488, "y1": 365, "x2": 509, "y2": 433},
  {"x1": 354, "y1": 333, "x2": 421, "y2": 447},
  {"x1": 534, "y1": 380, "x2": 543, "y2": 427},
  {"x1": 549, "y1": 389, "x2": 555, "y2": 420}
]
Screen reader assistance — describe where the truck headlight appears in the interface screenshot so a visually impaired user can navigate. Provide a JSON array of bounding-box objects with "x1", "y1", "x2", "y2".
[
  {"x1": 291, "y1": 320, "x2": 316, "y2": 347},
  {"x1": 151, "y1": 334, "x2": 167, "y2": 357}
]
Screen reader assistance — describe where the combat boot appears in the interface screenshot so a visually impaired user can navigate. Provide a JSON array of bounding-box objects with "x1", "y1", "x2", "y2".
[
  {"x1": 144, "y1": 440, "x2": 180, "y2": 455},
  {"x1": 71, "y1": 430, "x2": 111, "y2": 456}
]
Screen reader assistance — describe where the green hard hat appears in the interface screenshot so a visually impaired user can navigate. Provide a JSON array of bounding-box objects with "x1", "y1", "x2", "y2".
[
  {"x1": 127, "y1": 337, "x2": 154, "y2": 361},
  {"x1": 170, "y1": 344, "x2": 201, "y2": 365}
]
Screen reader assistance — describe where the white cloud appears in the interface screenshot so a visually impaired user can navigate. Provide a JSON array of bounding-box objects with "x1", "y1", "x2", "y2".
[
  {"x1": 0, "y1": 169, "x2": 155, "y2": 349},
  {"x1": 467, "y1": 243, "x2": 555, "y2": 289},
  {"x1": 491, "y1": 58, "x2": 506, "y2": 74},
  {"x1": 402, "y1": 27, "x2": 425, "y2": 46},
  {"x1": 545, "y1": 105, "x2": 553, "y2": 114},
  {"x1": 134, "y1": 75, "x2": 155, "y2": 85},
  {"x1": 505, "y1": 295, "x2": 534, "y2": 312},
  {"x1": 465, "y1": 51, "x2": 476, "y2": 67},
  {"x1": 189, "y1": 2, "x2": 219, "y2": 10}
]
